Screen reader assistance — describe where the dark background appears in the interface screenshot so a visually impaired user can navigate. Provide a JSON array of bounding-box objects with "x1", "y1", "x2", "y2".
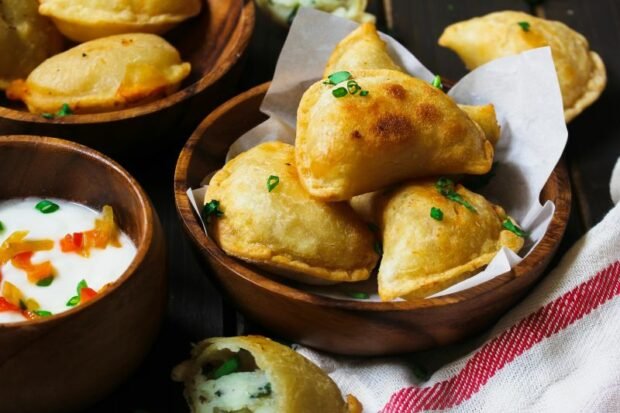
[{"x1": 88, "y1": 0, "x2": 620, "y2": 411}]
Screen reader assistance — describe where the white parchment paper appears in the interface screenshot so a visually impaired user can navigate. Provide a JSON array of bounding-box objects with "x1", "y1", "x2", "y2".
[{"x1": 190, "y1": 8, "x2": 568, "y2": 300}]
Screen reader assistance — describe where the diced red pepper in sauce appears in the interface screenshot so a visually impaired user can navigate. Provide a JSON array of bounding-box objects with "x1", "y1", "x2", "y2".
[
  {"x1": 0, "y1": 297, "x2": 20, "y2": 312},
  {"x1": 80, "y1": 287, "x2": 97, "y2": 303}
]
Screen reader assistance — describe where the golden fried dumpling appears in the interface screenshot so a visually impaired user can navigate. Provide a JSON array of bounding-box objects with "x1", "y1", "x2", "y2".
[
  {"x1": 377, "y1": 179, "x2": 524, "y2": 300},
  {"x1": 324, "y1": 23, "x2": 501, "y2": 146},
  {"x1": 38, "y1": 0, "x2": 202, "y2": 42},
  {"x1": 0, "y1": 0, "x2": 64, "y2": 90},
  {"x1": 256, "y1": 0, "x2": 374, "y2": 27},
  {"x1": 204, "y1": 141, "x2": 378, "y2": 284},
  {"x1": 6, "y1": 33, "x2": 191, "y2": 114},
  {"x1": 296, "y1": 69, "x2": 494, "y2": 201},
  {"x1": 324, "y1": 22, "x2": 401, "y2": 76},
  {"x1": 173, "y1": 336, "x2": 362, "y2": 413},
  {"x1": 438, "y1": 11, "x2": 607, "y2": 122}
]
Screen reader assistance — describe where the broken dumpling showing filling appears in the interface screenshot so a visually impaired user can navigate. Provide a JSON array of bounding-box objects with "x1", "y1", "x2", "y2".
[
  {"x1": 6, "y1": 33, "x2": 191, "y2": 115},
  {"x1": 38, "y1": 0, "x2": 202, "y2": 42},
  {"x1": 172, "y1": 336, "x2": 362, "y2": 413}
]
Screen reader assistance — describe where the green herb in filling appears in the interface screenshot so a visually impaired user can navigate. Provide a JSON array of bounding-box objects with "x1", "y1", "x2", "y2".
[
  {"x1": 213, "y1": 357, "x2": 239, "y2": 379},
  {"x1": 202, "y1": 200, "x2": 224, "y2": 224},
  {"x1": 35, "y1": 200, "x2": 60, "y2": 214},
  {"x1": 502, "y1": 219, "x2": 528, "y2": 238},
  {"x1": 267, "y1": 175, "x2": 280, "y2": 192},
  {"x1": 251, "y1": 382, "x2": 272, "y2": 398},
  {"x1": 518, "y1": 21, "x2": 531, "y2": 32},
  {"x1": 430, "y1": 207, "x2": 444, "y2": 221}
]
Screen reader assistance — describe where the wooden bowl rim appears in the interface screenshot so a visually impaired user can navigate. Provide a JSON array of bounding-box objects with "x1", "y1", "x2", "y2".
[
  {"x1": 0, "y1": 135, "x2": 156, "y2": 328},
  {"x1": 174, "y1": 82, "x2": 571, "y2": 312},
  {"x1": 0, "y1": 0, "x2": 255, "y2": 125}
]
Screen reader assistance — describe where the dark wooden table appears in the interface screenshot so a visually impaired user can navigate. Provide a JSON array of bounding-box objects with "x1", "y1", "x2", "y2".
[{"x1": 88, "y1": 1, "x2": 620, "y2": 411}]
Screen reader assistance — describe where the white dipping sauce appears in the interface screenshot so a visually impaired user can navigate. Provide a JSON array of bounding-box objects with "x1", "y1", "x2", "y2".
[{"x1": 0, "y1": 198, "x2": 137, "y2": 323}]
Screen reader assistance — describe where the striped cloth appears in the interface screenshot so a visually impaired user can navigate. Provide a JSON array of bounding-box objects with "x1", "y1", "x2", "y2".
[{"x1": 297, "y1": 157, "x2": 620, "y2": 412}]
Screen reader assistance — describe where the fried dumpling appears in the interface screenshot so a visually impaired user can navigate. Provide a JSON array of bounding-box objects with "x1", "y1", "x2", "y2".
[
  {"x1": 6, "y1": 34, "x2": 191, "y2": 114},
  {"x1": 204, "y1": 141, "x2": 378, "y2": 284},
  {"x1": 324, "y1": 22, "x2": 401, "y2": 76},
  {"x1": 438, "y1": 11, "x2": 606, "y2": 122},
  {"x1": 377, "y1": 179, "x2": 524, "y2": 300},
  {"x1": 38, "y1": 0, "x2": 202, "y2": 42},
  {"x1": 324, "y1": 23, "x2": 501, "y2": 145},
  {"x1": 296, "y1": 69, "x2": 494, "y2": 201},
  {"x1": 0, "y1": 0, "x2": 64, "y2": 90},
  {"x1": 173, "y1": 336, "x2": 362, "y2": 413}
]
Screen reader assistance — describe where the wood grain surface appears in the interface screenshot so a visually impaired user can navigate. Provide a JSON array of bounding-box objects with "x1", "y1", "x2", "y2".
[{"x1": 37, "y1": 0, "x2": 617, "y2": 411}]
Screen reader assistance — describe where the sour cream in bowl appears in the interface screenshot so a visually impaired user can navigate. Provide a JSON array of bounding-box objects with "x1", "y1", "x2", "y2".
[{"x1": 0, "y1": 198, "x2": 137, "y2": 323}]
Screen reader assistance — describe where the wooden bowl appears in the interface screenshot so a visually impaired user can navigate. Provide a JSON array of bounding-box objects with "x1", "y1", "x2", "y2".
[
  {"x1": 174, "y1": 83, "x2": 571, "y2": 356},
  {"x1": 0, "y1": 0, "x2": 254, "y2": 156},
  {"x1": 0, "y1": 136, "x2": 166, "y2": 413}
]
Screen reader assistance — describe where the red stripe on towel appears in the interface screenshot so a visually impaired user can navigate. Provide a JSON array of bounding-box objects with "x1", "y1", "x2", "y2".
[{"x1": 383, "y1": 260, "x2": 620, "y2": 412}]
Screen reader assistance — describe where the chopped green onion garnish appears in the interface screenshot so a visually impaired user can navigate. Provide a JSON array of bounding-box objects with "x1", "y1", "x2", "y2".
[
  {"x1": 34, "y1": 310, "x2": 53, "y2": 317},
  {"x1": 430, "y1": 207, "x2": 444, "y2": 221},
  {"x1": 502, "y1": 219, "x2": 528, "y2": 238},
  {"x1": 347, "y1": 80, "x2": 361, "y2": 95},
  {"x1": 0, "y1": 220, "x2": 4, "y2": 232},
  {"x1": 35, "y1": 200, "x2": 60, "y2": 214},
  {"x1": 57, "y1": 103, "x2": 73, "y2": 117},
  {"x1": 202, "y1": 200, "x2": 224, "y2": 224},
  {"x1": 77, "y1": 279, "x2": 88, "y2": 294},
  {"x1": 435, "y1": 178, "x2": 477, "y2": 212},
  {"x1": 360, "y1": 90, "x2": 369, "y2": 96},
  {"x1": 431, "y1": 75, "x2": 443, "y2": 90},
  {"x1": 332, "y1": 87, "x2": 348, "y2": 98},
  {"x1": 325, "y1": 71, "x2": 352, "y2": 85},
  {"x1": 213, "y1": 357, "x2": 239, "y2": 379},
  {"x1": 66, "y1": 296, "x2": 80, "y2": 307},
  {"x1": 347, "y1": 291, "x2": 370, "y2": 299},
  {"x1": 374, "y1": 240, "x2": 383, "y2": 255},
  {"x1": 518, "y1": 21, "x2": 530, "y2": 32},
  {"x1": 267, "y1": 175, "x2": 280, "y2": 192},
  {"x1": 36, "y1": 276, "x2": 54, "y2": 287}
]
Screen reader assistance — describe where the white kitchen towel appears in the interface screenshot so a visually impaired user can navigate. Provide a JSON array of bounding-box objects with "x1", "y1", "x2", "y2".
[{"x1": 296, "y1": 157, "x2": 620, "y2": 412}]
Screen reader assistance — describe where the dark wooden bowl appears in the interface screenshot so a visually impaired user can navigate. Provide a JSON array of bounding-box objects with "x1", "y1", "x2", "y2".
[
  {"x1": 0, "y1": 136, "x2": 167, "y2": 413},
  {"x1": 0, "y1": 0, "x2": 254, "y2": 156},
  {"x1": 174, "y1": 83, "x2": 571, "y2": 356}
]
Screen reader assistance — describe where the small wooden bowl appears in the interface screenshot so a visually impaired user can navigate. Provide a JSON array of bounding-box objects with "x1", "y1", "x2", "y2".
[
  {"x1": 0, "y1": 136, "x2": 166, "y2": 413},
  {"x1": 0, "y1": 0, "x2": 254, "y2": 156},
  {"x1": 174, "y1": 83, "x2": 571, "y2": 356}
]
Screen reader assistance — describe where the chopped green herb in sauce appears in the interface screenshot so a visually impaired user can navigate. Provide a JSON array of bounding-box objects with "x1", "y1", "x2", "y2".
[
  {"x1": 34, "y1": 310, "x2": 53, "y2": 317},
  {"x1": 502, "y1": 219, "x2": 528, "y2": 238},
  {"x1": 267, "y1": 175, "x2": 280, "y2": 192},
  {"x1": 431, "y1": 75, "x2": 443, "y2": 90},
  {"x1": 36, "y1": 276, "x2": 54, "y2": 287},
  {"x1": 213, "y1": 357, "x2": 239, "y2": 379},
  {"x1": 35, "y1": 200, "x2": 60, "y2": 214},
  {"x1": 430, "y1": 207, "x2": 444, "y2": 221},
  {"x1": 518, "y1": 21, "x2": 531, "y2": 32},
  {"x1": 202, "y1": 200, "x2": 224, "y2": 224},
  {"x1": 435, "y1": 178, "x2": 477, "y2": 213}
]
